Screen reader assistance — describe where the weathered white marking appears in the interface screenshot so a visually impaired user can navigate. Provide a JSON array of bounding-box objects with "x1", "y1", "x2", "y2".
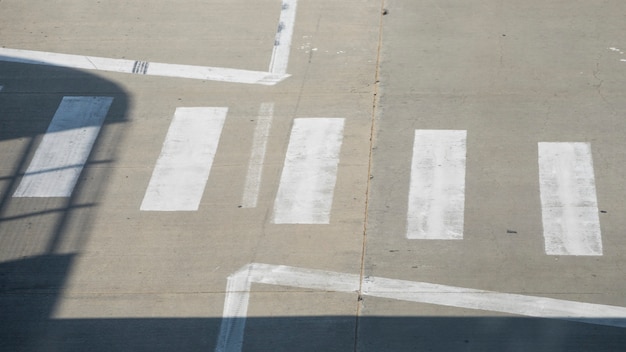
[
  {"x1": 140, "y1": 107, "x2": 227, "y2": 211},
  {"x1": 0, "y1": 85, "x2": 3, "y2": 92},
  {"x1": 216, "y1": 266, "x2": 254, "y2": 352},
  {"x1": 272, "y1": 118, "x2": 344, "y2": 224},
  {"x1": 538, "y1": 142, "x2": 602, "y2": 255},
  {"x1": 0, "y1": 48, "x2": 289, "y2": 86},
  {"x1": 407, "y1": 130, "x2": 467, "y2": 239},
  {"x1": 216, "y1": 263, "x2": 626, "y2": 351},
  {"x1": 268, "y1": 0, "x2": 298, "y2": 75},
  {"x1": 215, "y1": 263, "x2": 359, "y2": 352},
  {"x1": 241, "y1": 103, "x2": 274, "y2": 208},
  {"x1": 13, "y1": 96, "x2": 113, "y2": 197}
]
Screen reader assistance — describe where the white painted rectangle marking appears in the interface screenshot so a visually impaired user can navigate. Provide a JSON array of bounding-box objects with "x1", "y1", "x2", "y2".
[
  {"x1": 241, "y1": 103, "x2": 274, "y2": 208},
  {"x1": 407, "y1": 130, "x2": 467, "y2": 239},
  {"x1": 13, "y1": 96, "x2": 113, "y2": 197},
  {"x1": 140, "y1": 107, "x2": 227, "y2": 211},
  {"x1": 272, "y1": 118, "x2": 344, "y2": 224},
  {"x1": 538, "y1": 142, "x2": 602, "y2": 255}
]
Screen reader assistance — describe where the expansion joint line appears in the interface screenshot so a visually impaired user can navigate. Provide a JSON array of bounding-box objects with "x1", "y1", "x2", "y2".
[{"x1": 355, "y1": 0, "x2": 387, "y2": 350}]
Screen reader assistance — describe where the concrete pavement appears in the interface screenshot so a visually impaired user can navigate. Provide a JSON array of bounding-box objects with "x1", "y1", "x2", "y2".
[{"x1": 1, "y1": 1, "x2": 626, "y2": 351}]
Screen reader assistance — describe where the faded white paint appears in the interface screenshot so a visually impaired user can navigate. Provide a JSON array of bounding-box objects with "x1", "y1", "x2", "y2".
[
  {"x1": 140, "y1": 107, "x2": 227, "y2": 211},
  {"x1": 272, "y1": 118, "x2": 344, "y2": 224},
  {"x1": 241, "y1": 103, "x2": 274, "y2": 208},
  {"x1": 216, "y1": 263, "x2": 626, "y2": 351},
  {"x1": 268, "y1": 0, "x2": 298, "y2": 75},
  {"x1": 0, "y1": 48, "x2": 289, "y2": 85},
  {"x1": 13, "y1": 96, "x2": 113, "y2": 197},
  {"x1": 407, "y1": 130, "x2": 467, "y2": 239},
  {"x1": 538, "y1": 142, "x2": 602, "y2": 255}
]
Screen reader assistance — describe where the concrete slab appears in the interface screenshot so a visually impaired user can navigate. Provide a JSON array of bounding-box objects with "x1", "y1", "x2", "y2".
[
  {"x1": 2, "y1": 0, "x2": 626, "y2": 350},
  {"x1": 362, "y1": 0, "x2": 626, "y2": 350}
]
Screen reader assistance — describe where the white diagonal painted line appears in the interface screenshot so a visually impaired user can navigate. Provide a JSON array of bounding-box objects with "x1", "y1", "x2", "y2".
[
  {"x1": 538, "y1": 142, "x2": 602, "y2": 255},
  {"x1": 216, "y1": 263, "x2": 626, "y2": 351},
  {"x1": 13, "y1": 96, "x2": 113, "y2": 197}
]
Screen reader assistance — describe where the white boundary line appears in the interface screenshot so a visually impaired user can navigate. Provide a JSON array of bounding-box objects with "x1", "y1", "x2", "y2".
[
  {"x1": 241, "y1": 103, "x2": 274, "y2": 208},
  {"x1": 0, "y1": 48, "x2": 289, "y2": 86},
  {"x1": 0, "y1": 0, "x2": 298, "y2": 85},
  {"x1": 269, "y1": 0, "x2": 298, "y2": 75},
  {"x1": 216, "y1": 263, "x2": 626, "y2": 351}
]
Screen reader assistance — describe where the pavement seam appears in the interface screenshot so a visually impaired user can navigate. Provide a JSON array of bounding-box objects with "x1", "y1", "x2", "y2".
[{"x1": 354, "y1": 1, "x2": 387, "y2": 351}]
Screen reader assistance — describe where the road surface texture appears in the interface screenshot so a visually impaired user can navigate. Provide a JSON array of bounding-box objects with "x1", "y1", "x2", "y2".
[{"x1": 1, "y1": 1, "x2": 626, "y2": 351}]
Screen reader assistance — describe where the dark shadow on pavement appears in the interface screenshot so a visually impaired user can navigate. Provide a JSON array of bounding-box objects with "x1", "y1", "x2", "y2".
[
  {"x1": 0, "y1": 60, "x2": 129, "y2": 351},
  {"x1": 3, "y1": 311, "x2": 626, "y2": 351}
]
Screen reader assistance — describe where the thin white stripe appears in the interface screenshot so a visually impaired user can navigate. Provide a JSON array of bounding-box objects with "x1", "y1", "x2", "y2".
[
  {"x1": 272, "y1": 118, "x2": 344, "y2": 224},
  {"x1": 140, "y1": 107, "x2": 227, "y2": 211},
  {"x1": 268, "y1": 0, "x2": 298, "y2": 75},
  {"x1": 216, "y1": 263, "x2": 626, "y2": 351},
  {"x1": 0, "y1": 48, "x2": 289, "y2": 86},
  {"x1": 13, "y1": 96, "x2": 113, "y2": 197},
  {"x1": 538, "y1": 142, "x2": 602, "y2": 255},
  {"x1": 407, "y1": 130, "x2": 467, "y2": 239},
  {"x1": 241, "y1": 103, "x2": 274, "y2": 208}
]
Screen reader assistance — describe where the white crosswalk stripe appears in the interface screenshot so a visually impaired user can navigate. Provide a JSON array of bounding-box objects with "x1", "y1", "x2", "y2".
[
  {"x1": 140, "y1": 107, "x2": 227, "y2": 211},
  {"x1": 13, "y1": 96, "x2": 113, "y2": 197},
  {"x1": 538, "y1": 142, "x2": 603, "y2": 256},
  {"x1": 406, "y1": 130, "x2": 467, "y2": 239},
  {"x1": 272, "y1": 118, "x2": 345, "y2": 224}
]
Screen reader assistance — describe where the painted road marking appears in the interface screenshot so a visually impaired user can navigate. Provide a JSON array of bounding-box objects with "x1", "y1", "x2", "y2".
[
  {"x1": 538, "y1": 142, "x2": 602, "y2": 256},
  {"x1": 0, "y1": 48, "x2": 288, "y2": 86},
  {"x1": 407, "y1": 130, "x2": 467, "y2": 239},
  {"x1": 272, "y1": 118, "x2": 345, "y2": 224},
  {"x1": 13, "y1": 96, "x2": 113, "y2": 197},
  {"x1": 241, "y1": 103, "x2": 274, "y2": 208},
  {"x1": 0, "y1": 0, "x2": 299, "y2": 85},
  {"x1": 269, "y1": 0, "x2": 298, "y2": 75},
  {"x1": 140, "y1": 107, "x2": 227, "y2": 211},
  {"x1": 216, "y1": 263, "x2": 626, "y2": 351}
]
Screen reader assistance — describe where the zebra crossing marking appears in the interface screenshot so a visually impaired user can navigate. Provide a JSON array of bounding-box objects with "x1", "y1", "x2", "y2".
[
  {"x1": 13, "y1": 96, "x2": 113, "y2": 197},
  {"x1": 538, "y1": 142, "x2": 603, "y2": 256},
  {"x1": 272, "y1": 118, "x2": 345, "y2": 224},
  {"x1": 140, "y1": 107, "x2": 227, "y2": 211},
  {"x1": 406, "y1": 130, "x2": 467, "y2": 239}
]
